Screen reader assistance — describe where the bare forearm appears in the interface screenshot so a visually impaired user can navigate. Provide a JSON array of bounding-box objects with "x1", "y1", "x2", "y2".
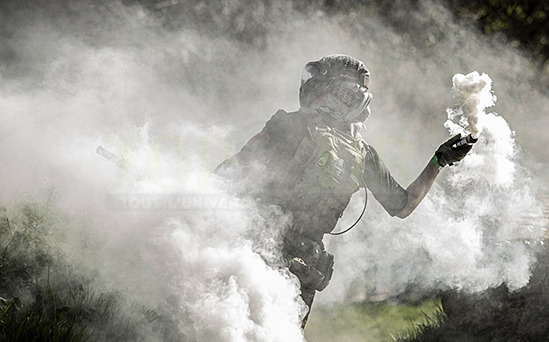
[{"x1": 396, "y1": 160, "x2": 440, "y2": 218}]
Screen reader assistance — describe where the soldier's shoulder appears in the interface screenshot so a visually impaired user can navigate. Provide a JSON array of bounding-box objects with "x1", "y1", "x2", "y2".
[
  {"x1": 270, "y1": 109, "x2": 290, "y2": 121},
  {"x1": 270, "y1": 108, "x2": 303, "y2": 120},
  {"x1": 266, "y1": 108, "x2": 308, "y2": 127}
]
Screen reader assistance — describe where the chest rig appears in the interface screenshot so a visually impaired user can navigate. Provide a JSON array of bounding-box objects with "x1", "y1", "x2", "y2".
[
  {"x1": 280, "y1": 114, "x2": 370, "y2": 292},
  {"x1": 277, "y1": 113, "x2": 369, "y2": 212},
  {"x1": 314, "y1": 127, "x2": 368, "y2": 190}
]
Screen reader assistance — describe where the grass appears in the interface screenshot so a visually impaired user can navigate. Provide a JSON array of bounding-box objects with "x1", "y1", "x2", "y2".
[
  {"x1": 0, "y1": 200, "x2": 112, "y2": 341},
  {"x1": 3, "y1": 194, "x2": 548, "y2": 341},
  {"x1": 305, "y1": 299, "x2": 441, "y2": 342},
  {"x1": 392, "y1": 307, "x2": 458, "y2": 342},
  {"x1": 2, "y1": 196, "x2": 450, "y2": 342},
  {"x1": 0, "y1": 282, "x2": 99, "y2": 342},
  {"x1": 0, "y1": 197, "x2": 168, "y2": 342}
]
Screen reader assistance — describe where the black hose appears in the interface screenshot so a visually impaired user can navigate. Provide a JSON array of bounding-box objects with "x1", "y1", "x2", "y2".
[{"x1": 328, "y1": 187, "x2": 367, "y2": 236}]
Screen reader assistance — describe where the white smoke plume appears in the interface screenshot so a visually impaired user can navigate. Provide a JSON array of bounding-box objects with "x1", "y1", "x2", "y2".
[
  {"x1": 91, "y1": 127, "x2": 309, "y2": 340},
  {"x1": 445, "y1": 72, "x2": 516, "y2": 186},
  {"x1": 446, "y1": 71, "x2": 496, "y2": 138},
  {"x1": 327, "y1": 72, "x2": 547, "y2": 303},
  {"x1": 440, "y1": 72, "x2": 544, "y2": 291},
  {"x1": 160, "y1": 200, "x2": 306, "y2": 341},
  {"x1": 2, "y1": 0, "x2": 549, "y2": 340}
]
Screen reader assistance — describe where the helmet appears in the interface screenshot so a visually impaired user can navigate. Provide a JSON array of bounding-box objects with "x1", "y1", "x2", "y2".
[{"x1": 299, "y1": 54, "x2": 373, "y2": 123}]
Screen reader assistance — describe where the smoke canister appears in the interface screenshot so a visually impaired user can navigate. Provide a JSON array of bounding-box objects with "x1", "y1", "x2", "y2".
[{"x1": 453, "y1": 134, "x2": 478, "y2": 148}]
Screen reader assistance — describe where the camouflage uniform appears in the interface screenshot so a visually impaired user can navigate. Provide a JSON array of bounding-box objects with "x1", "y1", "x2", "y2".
[{"x1": 216, "y1": 107, "x2": 408, "y2": 326}]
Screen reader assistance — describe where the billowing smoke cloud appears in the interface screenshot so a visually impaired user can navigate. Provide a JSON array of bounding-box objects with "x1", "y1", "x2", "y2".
[
  {"x1": 326, "y1": 71, "x2": 546, "y2": 303},
  {"x1": 447, "y1": 71, "x2": 496, "y2": 138},
  {"x1": 153, "y1": 195, "x2": 306, "y2": 341},
  {"x1": 1, "y1": 0, "x2": 549, "y2": 340},
  {"x1": 446, "y1": 72, "x2": 513, "y2": 186}
]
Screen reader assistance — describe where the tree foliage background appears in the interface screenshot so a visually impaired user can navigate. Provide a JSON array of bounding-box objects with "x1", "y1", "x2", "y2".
[{"x1": 132, "y1": 0, "x2": 549, "y2": 74}]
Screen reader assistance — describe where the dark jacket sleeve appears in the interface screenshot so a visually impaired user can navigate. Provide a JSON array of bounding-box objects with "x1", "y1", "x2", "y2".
[{"x1": 363, "y1": 145, "x2": 408, "y2": 216}]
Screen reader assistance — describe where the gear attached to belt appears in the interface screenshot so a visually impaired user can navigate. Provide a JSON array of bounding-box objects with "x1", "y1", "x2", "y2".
[{"x1": 283, "y1": 230, "x2": 335, "y2": 292}]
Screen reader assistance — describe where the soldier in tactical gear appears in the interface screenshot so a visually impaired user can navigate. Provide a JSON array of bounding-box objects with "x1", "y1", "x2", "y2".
[{"x1": 215, "y1": 54, "x2": 472, "y2": 327}]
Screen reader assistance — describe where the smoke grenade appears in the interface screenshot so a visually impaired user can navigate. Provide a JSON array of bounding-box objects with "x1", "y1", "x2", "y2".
[{"x1": 453, "y1": 134, "x2": 479, "y2": 148}]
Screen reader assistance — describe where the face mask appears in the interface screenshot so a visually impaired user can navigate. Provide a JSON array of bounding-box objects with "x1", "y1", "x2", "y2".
[{"x1": 311, "y1": 80, "x2": 373, "y2": 123}]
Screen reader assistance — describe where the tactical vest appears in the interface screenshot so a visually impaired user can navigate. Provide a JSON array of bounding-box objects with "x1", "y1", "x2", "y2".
[
  {"x1": 278, "y1": 115, "x2": 369, "y2": 233},
  {"x1": 280, "y1": 115, "x2": 369, "y2": 291},
  {"x1": 314, "y1": 127, "x2": 368, "y2": 191}
]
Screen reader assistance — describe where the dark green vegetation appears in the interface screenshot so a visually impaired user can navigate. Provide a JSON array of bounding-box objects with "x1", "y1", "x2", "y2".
[
  {"x1": 448, "y1": 1, "x2": 549, "y2": 71},
  {"x1": 0, "y1": 200, "x2": 120, "y2": 341},
  {"x1": 138, "y1": 0, "x2": 549, "y2": 75},
  {"x1": 319, "y1": 0, "x2": 549, "y2": 73},
  {"x1": 306, "y1": 257, "x2": 549, "y2": 342},
  {"x1": 394, "y1": 308, "x2": 449, "y2": 342},
  {"x1": 395, "y1": 249, "x2": 549, "y2": 342},
  {"x1": 0, "y1": 202, "x2": 84, "y2": 340},
  {"x1": 305, "y1": 299, "x2": 441, "y2": 342},
  {"x1": 0, "y1": 198, "x2": 179, "y2": 342},
  {"x1": 0, "y1": 197, "x2": 448, "y2": 342}
]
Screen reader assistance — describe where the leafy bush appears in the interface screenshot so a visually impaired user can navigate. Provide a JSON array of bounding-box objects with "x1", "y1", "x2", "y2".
[{"x1": 0, "y1": 198, "x2": 166, "y2": 342}]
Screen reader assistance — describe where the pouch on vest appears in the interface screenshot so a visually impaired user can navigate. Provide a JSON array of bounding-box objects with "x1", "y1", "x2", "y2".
[{"x1": 314, "y1": 127, "x2": 368, "y2": 193}]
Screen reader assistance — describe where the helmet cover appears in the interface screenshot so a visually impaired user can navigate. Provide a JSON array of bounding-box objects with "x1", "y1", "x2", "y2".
[{"x1": 299, "y1": 54, "x2": 372, "y2": 123}]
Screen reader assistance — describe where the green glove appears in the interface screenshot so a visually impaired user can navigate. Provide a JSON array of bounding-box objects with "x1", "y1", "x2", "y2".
[{"x1": 434, "y1": 134, "x2": 473, "y2": 167}]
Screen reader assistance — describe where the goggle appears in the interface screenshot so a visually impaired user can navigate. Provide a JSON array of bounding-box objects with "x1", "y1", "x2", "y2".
[
  {"x1": 301, "y1": 63, "x2": 370, "y2": 90},
  {"x1": 301, "y1": 63, "x2": 320, "y2": 86}
]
